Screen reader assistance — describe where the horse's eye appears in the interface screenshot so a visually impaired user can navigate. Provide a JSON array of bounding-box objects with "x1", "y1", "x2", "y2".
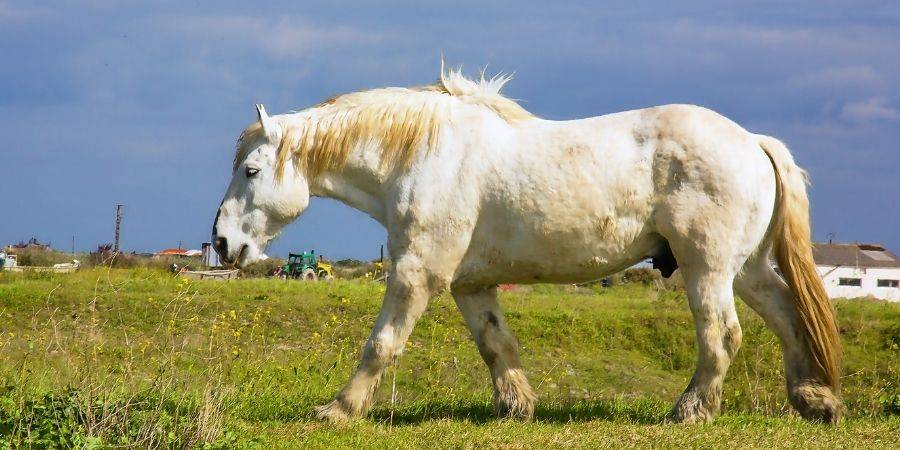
[{"x1": 245, "y1": 167, "x2": 260, "y2": 178}]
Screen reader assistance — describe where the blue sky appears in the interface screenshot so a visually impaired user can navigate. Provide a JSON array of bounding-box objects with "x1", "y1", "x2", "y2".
[{"x1": 2, "y1": 1, "x2": 898, "y2": 260}]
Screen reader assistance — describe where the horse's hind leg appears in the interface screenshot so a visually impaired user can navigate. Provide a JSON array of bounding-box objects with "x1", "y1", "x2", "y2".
[
  {"x1": 452, "y1": 286, "x2": 536, "y2": 420},
  {"x1": 669, "y1": 263, "x2": 743, "y2": 423},
  {"x1": 735, "y1": 255, "x2": 843, "y2": 422}
]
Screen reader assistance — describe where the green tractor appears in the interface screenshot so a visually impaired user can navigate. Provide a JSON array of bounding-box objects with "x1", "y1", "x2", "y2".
[{"x1": 277, "y1": 251, "x2": 334, "y2": 281}]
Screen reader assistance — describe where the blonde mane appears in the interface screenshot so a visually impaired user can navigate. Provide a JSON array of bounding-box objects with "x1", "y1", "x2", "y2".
[{"x1": 234, "y1": 67, "x2": 534, "y2": 180}]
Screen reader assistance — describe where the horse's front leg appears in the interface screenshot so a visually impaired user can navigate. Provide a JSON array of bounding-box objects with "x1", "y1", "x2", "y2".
[{"x1": 316, "y1": 256, "x2": 432, "y2": 422}]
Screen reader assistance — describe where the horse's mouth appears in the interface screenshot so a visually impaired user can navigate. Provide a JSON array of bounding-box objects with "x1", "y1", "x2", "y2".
[{"x1": 225, "y1": 244, "x2": 249, "y2": 269}]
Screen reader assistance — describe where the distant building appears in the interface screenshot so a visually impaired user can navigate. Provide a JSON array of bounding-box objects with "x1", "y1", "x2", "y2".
[
  {"x1": 155, "y1": 248, "x2": 202, "y2": 258},
  {"x1": 813, "y1": 242, "x2": 900, "y2": 301}
]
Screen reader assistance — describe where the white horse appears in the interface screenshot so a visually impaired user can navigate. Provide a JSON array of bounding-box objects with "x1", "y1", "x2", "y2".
[{"x1": 212, "y1": 66, "x2": 842, "y2": 424}]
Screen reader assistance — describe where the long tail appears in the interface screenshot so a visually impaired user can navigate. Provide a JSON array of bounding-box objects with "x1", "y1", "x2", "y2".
[{"x1": 759, "y1": 136, "x2": 842, "y2": 392}]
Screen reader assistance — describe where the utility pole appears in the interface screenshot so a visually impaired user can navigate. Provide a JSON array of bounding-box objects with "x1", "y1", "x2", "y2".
[
  {"x1": 71, "y1": 235, "x2": 75, "y2": 255},
  {"x1": 114, "y1": 204, "x2": 123, "y2": 253}
]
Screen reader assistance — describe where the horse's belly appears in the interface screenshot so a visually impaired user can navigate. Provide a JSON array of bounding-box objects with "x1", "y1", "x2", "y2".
[{"x1": 455, "y1": 204, "x2": 660, "y2": 286}]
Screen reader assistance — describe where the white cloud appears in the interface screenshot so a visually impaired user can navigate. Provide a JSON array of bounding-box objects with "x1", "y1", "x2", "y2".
[
  {"x1": 787, "y1": 66, "x2": 883, "y2": 89},
  {"x1": 841, "y1": 97, "x2": 900, "y2": 122},
  {"x1": 657, "y1": 19, "x2": 900, "y2": 58},
  {"x1": 161, "y1": 15, "x2": 393, "y2": 58},
  {"x1": 0, "y1": 1, "x2": 50, "y2": 22},
  {"x1": 664, "y1": 20, "x2": 818, "y2": 46}
]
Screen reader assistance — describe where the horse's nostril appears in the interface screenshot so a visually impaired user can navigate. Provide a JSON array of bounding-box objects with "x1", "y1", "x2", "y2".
[{"x1": 213, "y1": 236, "x2": 228, "y2": 261}]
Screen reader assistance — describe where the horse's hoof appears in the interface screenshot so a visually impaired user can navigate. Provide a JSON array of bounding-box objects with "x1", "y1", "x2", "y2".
[
  {"x1": 494, "y1": 369, "x2": 536, "y2": 421},
  {"x1": 315, "y1": 399, "x2": 353, "y2": 423},
  {"x1": 791, "y1": 383, "x2": 844, "y2": 424},
  {"x1": 668, "y1": 390, "x2": 718, "y2": 424},
  {"x1": 496, "y1": 397, "x2": 535, "y2": 421}
]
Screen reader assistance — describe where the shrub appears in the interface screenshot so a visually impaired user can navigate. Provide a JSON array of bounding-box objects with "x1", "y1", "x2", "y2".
[
  {"x1": 332, "y1": 260, "x2": 389, "y2": 279},
  {"x1": 9, "y1": 247, "x2": 75, "y2": 267},
  {"x1": 881, "y1": 392, "x2": 900, "y2": 416},
  {"x1": 88, "y1": 252, "x2": 198, "y2": 271},
  {"x1": 241, "y1": 258, "x2": 286, "y2": 278},
  {"x1": 334, "y1": 258, "x2": 366, "y2": 267},
  {"x1": 621, "y1": 268, "x2": 662, "y2": 286}
]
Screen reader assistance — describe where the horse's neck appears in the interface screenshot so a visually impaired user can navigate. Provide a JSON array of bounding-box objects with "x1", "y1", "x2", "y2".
[
  {"x1": 307, "y1": 110, "x2": 499, "y2": 226},
  {"x1": 310, "y1": 145, "x2": 388, "y2": 225}
]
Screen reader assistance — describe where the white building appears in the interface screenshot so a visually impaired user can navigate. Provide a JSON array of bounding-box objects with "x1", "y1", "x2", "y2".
[{"x1": 813, "y1": 242, "x2": 900, "y2": 302}]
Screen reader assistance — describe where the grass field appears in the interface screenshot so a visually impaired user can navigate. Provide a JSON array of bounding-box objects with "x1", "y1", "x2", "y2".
[{"x1": 1, "y1": 268, "x2": 898, "y2": 448}]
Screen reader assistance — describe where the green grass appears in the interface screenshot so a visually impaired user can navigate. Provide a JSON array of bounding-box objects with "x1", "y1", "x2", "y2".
[{"x1": 0, "y1": 268, "x2": 898, "y2": 448}]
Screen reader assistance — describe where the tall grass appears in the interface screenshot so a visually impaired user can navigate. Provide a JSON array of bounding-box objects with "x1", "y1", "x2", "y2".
[
  {"x1": 0, "y1": 269, "x2": 234, "y2": 447},
  {"x1": 0, "y1": 268, "x2": 897, "y2": 447}
]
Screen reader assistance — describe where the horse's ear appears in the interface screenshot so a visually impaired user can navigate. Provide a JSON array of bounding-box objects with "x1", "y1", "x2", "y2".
[{"x1": 256, "y1": 104, "x2": 279, "y2": 141}]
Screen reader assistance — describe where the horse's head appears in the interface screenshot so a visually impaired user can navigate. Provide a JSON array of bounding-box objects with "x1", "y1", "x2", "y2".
[{"x1": 212, "y1": 105, "x2": 310, "y2": 267}]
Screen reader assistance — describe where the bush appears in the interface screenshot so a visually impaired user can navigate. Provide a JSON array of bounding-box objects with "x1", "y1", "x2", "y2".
[
  {"x1": 9, "y1": 247, "x2": 75, "y2": 267},
  {"x1": 241, "y1": 258, "x2": 285, "y2": 278},
  {"x1": 581, "y1": 267, "x2": 670, "y2": 289},
  {"x1": 881, "y1": 391, "x2": 900, "y2": 416},
  {"x1": 333, "y1": 264, "x2": 370, "y2": 279},
  {"x1": 332, "y1": 260, "x2": 388, "y2": 279},
  {"x1": 334, "y1": 258, "x2": 366, "y2": 267},
  {"x1": 621, "y1": 268, "x2": 662, "y2": 285},
  {"x1": 87, "y1": 252, "x2": 198, "y2": 271}
]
